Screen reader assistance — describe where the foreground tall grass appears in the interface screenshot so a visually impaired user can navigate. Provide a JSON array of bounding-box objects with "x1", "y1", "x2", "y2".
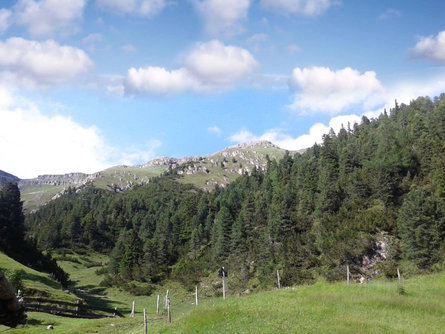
[{"x1": 3, "y1": 271, "x2": 444, "y2": 333}]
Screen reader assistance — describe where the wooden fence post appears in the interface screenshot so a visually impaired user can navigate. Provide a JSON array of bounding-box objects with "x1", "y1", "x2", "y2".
[
  {"x1": 277, "y1": 269, "x2": 281, "y2": 289},
  {"x1": 347, "y1": 265, "x2": 350, "y2": 285},
  {"x1": 75, "y1": 300, "x2": 81, "y2": 317},
  {"x1": 167, "y1": 297, "x2": 171, "y2": 324},
  {"x1": 222, "y1": 271, "x2": 226, "y2": 300},
  {"x1": 397, "y1": 267, "x2": 401, "y2": 284},
  {"x1": 143, "y1": 308, "x2": 147, "y2": 334},
  {"x1": 195, "y1": 285, "x2": 198, "y2": 307},
  {"x1": 156, "y1": 295, "x2": 160, "y2": 315},
  {"x1": 164, "y1": 290, "x2": 169, "y2": 310},
  {"x1": 130, "y1": 300, "x2": 135, "y2": 318}
]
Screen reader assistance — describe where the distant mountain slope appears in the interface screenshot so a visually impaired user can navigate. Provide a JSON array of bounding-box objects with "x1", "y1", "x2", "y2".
[
  {"x1": 17, "y1": 141, "x2": 293, "y2": 211},
  {"x1": 0, "y1": 170, "x2": 20, "y2": 186}
]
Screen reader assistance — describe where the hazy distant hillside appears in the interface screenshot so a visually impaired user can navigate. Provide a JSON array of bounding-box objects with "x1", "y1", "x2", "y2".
[
  {"x1": 0, "y1": 170, "x2": 20, "y2": 186},
  {"x1": 17, "y1": 140, "x2": 291, "y2": 211}
]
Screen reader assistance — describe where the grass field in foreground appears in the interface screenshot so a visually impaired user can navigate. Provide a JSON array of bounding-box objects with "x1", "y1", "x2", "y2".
[{"x1": 2, "y1": 271, "x2": 444, "y2": 333}]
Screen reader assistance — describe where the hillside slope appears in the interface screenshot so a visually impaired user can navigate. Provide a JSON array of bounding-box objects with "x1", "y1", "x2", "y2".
[
  {"x1": 0, "y1": 252, "x2": 74, "y2": 302},
  {"x1": 4, "y1": 272, "x2": 445, "y2": 333},
  {"x1": 18, "y1": 140, "x2": 290, "y2": 211},
  {"x1": 0, "y1": 170, "x2": 20, "y2": 186}
]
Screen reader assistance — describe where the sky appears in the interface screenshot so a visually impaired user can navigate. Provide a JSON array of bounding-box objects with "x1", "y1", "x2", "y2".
[{"x1": 0, "y1": 0, "x2": 444, "y2": 179}]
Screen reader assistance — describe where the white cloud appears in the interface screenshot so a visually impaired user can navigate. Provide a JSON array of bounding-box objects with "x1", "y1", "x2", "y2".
[
  {"x1": 119, "y1": 140, "x2": 162, "y2": 165},
  {"x1": 0, "y1": 37, "x2": 93, "y2": 86},
  {"x1": 230, "y1": 74, "x2": 445, "y2": 151},
  {"x1": 261, "y1": 0, "x2": 337, "y2": 16},
  {"x1": 289, "y1": 66, "x2": 384, "y2": 114},
  {"x1": 0, "y1": 9, "x2": 11, "y2": 34},
  {"x1": 14, "y1": 0, "x2": 86, "y2": 37},
  {"x1": 228, "y1": 127, "x2": 256, "y2": 143},
  {"x1": 229, "y1": 115, "x2": 362, "y2": 151},
  {"x1": 0, "y1": 87, "x2": 161, "y2": 178},
  {"x1": 412, "y1": 30, "x2": 445, "y2": 63},
  {"x1": 125, "y1": 67, "x2": 201, "y2": 95},
  {"x1": 184, "y1": 40, "x2": 258, "y2": 86},
  {"x1": 194, "y1": 0, "x2": 251, "y2": 36},
  {"x1": 97, "y1": 0, "x2": 167, "y2": 16},
  {"x1": 0, "y1": 87, "x2": 108, "y2": 178},
  {"x1": 208, "y1": 125, "x2": 222, "y2": 136},
  {"x1": 125, "y1": 40, "x2": 258, "y2": 94}
]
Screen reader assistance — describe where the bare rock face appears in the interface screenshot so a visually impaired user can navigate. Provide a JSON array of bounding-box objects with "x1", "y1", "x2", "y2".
[
  {"x1": 358, "y1": 232, "x2": 392, "y2": 282},
  {"x1": 18, "y1": 173, "x2": 94, "y2": 188},
  {"x1": 0, "y1": 272, "x2": 27, "y2": 328},
  {"x1": 139, "y1": 141, "x2": 290, "y2": 189}
]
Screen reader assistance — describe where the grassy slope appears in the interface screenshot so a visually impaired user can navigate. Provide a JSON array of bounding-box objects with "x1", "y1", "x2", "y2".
[
  {"x1": 0, "y1": 252, "x2": 74, "y2": 302},
  {"x1": 177, "y1": 147, "x2": 287, "y2": 190},
  {"x1": 20, "y1": 185, "x2": 66, "y2": 212},
  {"x1": 20, "y1": 146, "x2": 289, "y2": 209},
  {"x1": 3, "y1": 252, "x2": 444, "y2": 334}
]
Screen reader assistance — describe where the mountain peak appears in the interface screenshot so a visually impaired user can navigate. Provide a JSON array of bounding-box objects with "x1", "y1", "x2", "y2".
[{"x1": 228, "y1": 140, "x2": 281, "y2": 150}]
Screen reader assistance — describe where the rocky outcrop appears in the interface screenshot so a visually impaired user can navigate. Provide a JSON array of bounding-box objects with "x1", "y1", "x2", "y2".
[
  {"x1": 18, "y1": 173, "x2": 94, "y2": 188},
  {"x1": 0, "y1": 271, "x2": 27, "y2": 328}
]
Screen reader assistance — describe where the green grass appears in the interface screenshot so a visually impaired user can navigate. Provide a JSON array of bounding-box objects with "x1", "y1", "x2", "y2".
[
  {"x1": 2, "y1": 253, "x2": 444, "y2": 334},
  {"x1": 0, "y1": 252, "x2": 75, "y2": 302},
  {"x1": 91, "y1": 166, "x2": 166, "y2": 190},
  {"x1": 20, "y1": 185, "x2": 66, "y2": 212}
]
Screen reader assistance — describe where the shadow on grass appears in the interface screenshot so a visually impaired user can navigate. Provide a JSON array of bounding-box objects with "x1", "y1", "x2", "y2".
[
  {"x1": 22, "y1": 272, "x2": 60, "y2": 290},
  {"x1": 27, "y1": 319, "x2": 45, "y2": 325},
  {"x1": 71, "y1": 284, "x2": 126, "y2": 311}
]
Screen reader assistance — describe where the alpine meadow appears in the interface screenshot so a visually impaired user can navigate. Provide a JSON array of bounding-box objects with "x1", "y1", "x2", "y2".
[{"x1": 0, "y1": 0, "x2": 445, "y2": 333}]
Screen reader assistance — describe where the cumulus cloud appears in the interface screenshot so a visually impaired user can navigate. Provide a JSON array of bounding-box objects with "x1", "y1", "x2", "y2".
[
  {"x1": 230, "y1": 114, "x2": 366, "y2": 151},
  {"x1": 0, "y1": 88, "x2": 108, "y2": 178},
  {"x1": 14, "y1": 0, "x2": 86, "y2": 37},
  {"x1": 125, "y1": 40, "x2": 258, "y2": 95},
  {"x1": 0, "y1": 9, "x2": 11, "y2": 34},
  {"x1": 97, "y1": 0, "x2": 167, "y2": 16},
  {"x1": 289, "y1": 66, "x2": 385, "y2": 114},
  {"x1": 230, "y1": 74, "x2": 445, "y2": 151},
  {"x1": 0, "y1": 37, "x2": 93, "y2": 86},
  {"x1": 208, "y1": 125, "x2": 222, "y2": 136},
  {"x1": 194, "y1": 0, "x2": 251, "y2": 36},
  {"x1": 261, "y1": 0, "x2": 337, "y2": 16},
  {"x1": 119, "y1": 139, "x2": 162, "y2": 165},
  {"x1": 125, "y1": 67, "x2": 201, "y2": 95},
  {"x1": 412, "y1": 30, "x2": 445, "y2": 63},
  {"x1": 0, "y1": 87, "x2": 161, "y2": 178}
]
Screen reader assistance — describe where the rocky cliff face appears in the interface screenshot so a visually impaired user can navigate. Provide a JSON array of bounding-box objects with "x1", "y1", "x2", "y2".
[
  {"x1": 18, "y1": 173, "x2": 94, "y2": 188},
  {"x1": 17, "y1": 140, "x2": 295, "y2": 209}
]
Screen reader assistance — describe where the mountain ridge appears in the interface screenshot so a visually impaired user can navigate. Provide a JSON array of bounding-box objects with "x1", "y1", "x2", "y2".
[{"x1": 2, "y1": 140, "x2": 293, "y2": 211}]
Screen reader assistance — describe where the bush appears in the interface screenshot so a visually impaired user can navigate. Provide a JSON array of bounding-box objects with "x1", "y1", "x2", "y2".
[
  {"x1": 124, "y1": 283, "x2": 155, "y2": 296},
  {"x1": 1, "y1": 269, "x2": 25, "y2": 293}
]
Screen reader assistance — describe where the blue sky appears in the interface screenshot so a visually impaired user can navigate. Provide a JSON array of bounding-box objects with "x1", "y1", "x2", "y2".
[{"x1": 0, "y1": 0, "x2": 444, "y2": 178}]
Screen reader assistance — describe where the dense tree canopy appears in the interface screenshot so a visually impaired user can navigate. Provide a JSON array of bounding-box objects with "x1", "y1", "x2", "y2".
[{"x1": 26, "y1": 94, "x2": 445, "y2": 288}]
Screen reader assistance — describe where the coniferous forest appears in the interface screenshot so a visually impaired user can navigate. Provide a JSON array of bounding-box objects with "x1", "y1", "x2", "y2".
[{"x1": 23, "y1": 95, "x2": 445, "y2": 290}]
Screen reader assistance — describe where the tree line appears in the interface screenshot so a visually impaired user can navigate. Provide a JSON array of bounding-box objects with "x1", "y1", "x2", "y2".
[
  {"x1": 0, "y1": 183, "x2": 69, "y2": 286},
  {"x1": 25, "y1": 94, "x2": 445, "y2": 289}
]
